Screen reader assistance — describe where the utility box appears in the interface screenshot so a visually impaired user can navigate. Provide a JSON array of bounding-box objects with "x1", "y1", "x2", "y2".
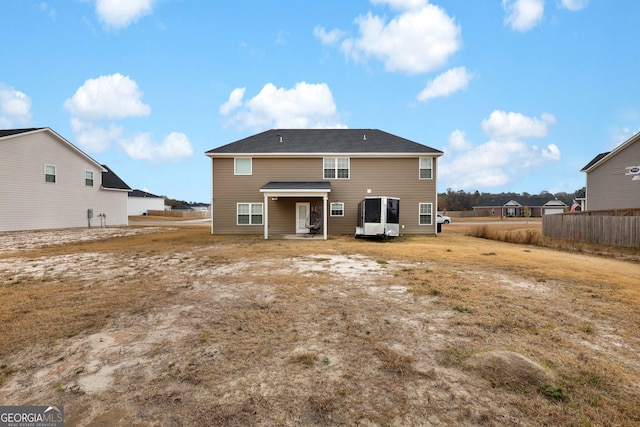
[{"x1": 355, "y1": 196, "x2": 400, "y2": 239}]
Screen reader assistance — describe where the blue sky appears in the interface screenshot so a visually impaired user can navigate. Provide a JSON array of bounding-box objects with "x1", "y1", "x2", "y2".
[{"x1": 2, "y1": 0, "x2": 639, "y2": 202}]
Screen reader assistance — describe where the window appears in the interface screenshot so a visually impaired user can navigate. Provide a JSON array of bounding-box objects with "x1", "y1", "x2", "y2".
[
  {"x1": 45, "y1": 165, "x2": 56, "y2": 183},
  {"x1": 237, "y1": 203, "x2": 263, "y2": 225},
  {"x1": 323, "y1": 157, "x2": 349, "y2": 179},
  {"x1": 419, "y1": 157, "x2": 432, "y2": 179},
  {"x1": 85, "y1": 171, "x2": 94, "y2": 186},
  {"x1": 330, "y1": 202, "x2": 344, "y2": 216},
  {"x1": 234, "y1": 158, "x2": 252, "y2": 175},
  {"x1": 419, "y1": 203, "x2": 433, "y2": 225}
]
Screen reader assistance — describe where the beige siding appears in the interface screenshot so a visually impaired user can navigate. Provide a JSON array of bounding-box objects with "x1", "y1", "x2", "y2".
[
  {"x1": 0, "y1": 131, "x2": 129, "y2": 232},
  {"x1": 211, "y1": 156, "x2": 438, "y2": 235},
  {"x1": 586, "y1": 139, "x2": 640, "y2": 210}
]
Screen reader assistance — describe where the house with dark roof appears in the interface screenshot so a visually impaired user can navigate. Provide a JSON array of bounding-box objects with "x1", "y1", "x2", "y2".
[
  {"x1": 472, "y1": 196, "x2": 567, "y2": 217},
  {"x1": 581, "y1": 131, "x2": 640, "y2": 211},
  {"x1": 128, "y1": 189, "x2": 166, "y2": 216},
  {"x1": 205, "y1": 129, "x2": 443, "y2": 239},
  {"x1": 0, "y1": 128, "x2": 131, "y2": 232}
]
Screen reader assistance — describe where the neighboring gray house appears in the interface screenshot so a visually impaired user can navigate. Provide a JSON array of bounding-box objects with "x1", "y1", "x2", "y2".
[
  {"x1": 205, "y1": 129, "x2": 443, "y2": 239},
  {"x1": 0, "y1": 128, "x2": 131, "y2": 232},
  {"x1": 581, "y1": 131, "x2": 640, "y2": 211},
  {"x1": 128, "y1": 189, "x2": 165, "y2": 216}
]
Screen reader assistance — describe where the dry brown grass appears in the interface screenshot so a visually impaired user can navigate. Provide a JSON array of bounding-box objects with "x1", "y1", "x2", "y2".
[{"x1": 1, "y1": 225, "x2": 639, "y2": 426}]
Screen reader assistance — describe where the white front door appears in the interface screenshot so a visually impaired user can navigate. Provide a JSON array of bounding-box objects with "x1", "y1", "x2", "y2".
[{"x1": 296, "y1": 202, "x2": 310, "y2": 234}]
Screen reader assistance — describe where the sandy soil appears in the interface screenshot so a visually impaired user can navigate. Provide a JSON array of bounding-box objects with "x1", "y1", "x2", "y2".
[{"x1": 1, "y1": 227, "x2": 639, "y2": 426}]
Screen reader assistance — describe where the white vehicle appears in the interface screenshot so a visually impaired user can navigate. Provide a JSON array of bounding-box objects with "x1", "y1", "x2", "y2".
[{"x1": 437, "y1": 213, "x2": 451, "y2": 224}]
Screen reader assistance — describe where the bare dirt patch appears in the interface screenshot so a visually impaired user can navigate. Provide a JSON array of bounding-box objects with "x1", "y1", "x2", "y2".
[{"x1": 1, "y1": 227, "x2": 639, "y2": 426}]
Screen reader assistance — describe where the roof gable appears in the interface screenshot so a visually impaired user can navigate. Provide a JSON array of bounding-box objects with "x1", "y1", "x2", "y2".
[
  {"x1": 206, "y1": 129, "x2": 443, "y2": 156},
  {"x1": 1, "y1": 127, "x2": 106, "y2": 171},
  {"x1": 581, "y1": 131, "x2": 640, "y2": 172}
]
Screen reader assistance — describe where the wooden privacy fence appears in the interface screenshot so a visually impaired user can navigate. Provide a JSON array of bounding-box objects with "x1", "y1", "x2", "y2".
[
  {"x1": 542, "y1": 209, "x2": 640, "y2": 247},
  {"x1": 147, "y1": 210, "x2": 209, "y2": 218}
]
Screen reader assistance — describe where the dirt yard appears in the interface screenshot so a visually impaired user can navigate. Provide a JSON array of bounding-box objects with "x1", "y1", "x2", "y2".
[{"x1": 1, "y1": 225, "x2": 639, "y2": 426}]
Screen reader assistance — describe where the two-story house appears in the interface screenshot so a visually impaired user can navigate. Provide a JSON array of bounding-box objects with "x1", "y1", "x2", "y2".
[
  {"x1": 0, "y1": 127, "x2": 131, "y2": 232},
  {"x1": 205, "y1": 129, "x2": 443, "y2": 239}
]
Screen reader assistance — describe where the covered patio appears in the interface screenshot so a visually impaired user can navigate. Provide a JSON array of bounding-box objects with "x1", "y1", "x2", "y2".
[{"x1": 259, "y1": 182, "x2": 331, "y2": 240}]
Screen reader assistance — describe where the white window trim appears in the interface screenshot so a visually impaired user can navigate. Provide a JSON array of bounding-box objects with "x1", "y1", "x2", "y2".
[
  {"x1": 419, "y1": 157, "x2": 433, "y2": 180},
  {"x1": 85, "y1": 170, "x2": 94, "y2": 187},
  {"x1": 237, "y1": 202, "x2": 263, "y2": 225},
  {"x1": 323, "y1": 157, "x2": 350, "y2": 180},
  {"x1": 330, "y1": 202, "x2": 344, "y2": 217},
  {"x1": 234, "y1": 157, "x2": 252, "y2": 175},
  {"x1": 419, "y1": 202, "x2": 433, "y2": 225},
  {"x1": 44, "y1": 164, "x2": 56, "y2": 183}
]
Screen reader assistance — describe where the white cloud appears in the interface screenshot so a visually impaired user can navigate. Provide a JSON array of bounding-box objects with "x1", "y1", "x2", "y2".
[
  {"x1": 440, "y1": 111, "x2": 561, "y2": 189},
  {"x1": 447, "y1": 130, "x2": 473, "y2": 151},
  {"x1": 340, "y1": 2, "x2": 461, "y2": 74},
  {"x1": 95, "y1": 0, "x2": 155, "y2": 29},
  {"x1": 39, "y1": 3, "x2": 57, "y2": 20},
  {"x1": 65, "y1": 73, "x2": 191, "y2": 161},
  {"x1": 559, "y1": 0, "x2": 588, "y2": 11},
  {"x1": 370, "y1": 0, "x2": 427, "y2": 11},
  {"x1": 481, "y1": 110, "x2": 555, "y2": 141},
  {"x1": 70, "y1": 118, "x2": 123, "y2": 153},
  {"x1": 313, "y1": 26, "x2": 346, "y2": 46},
  {"x1": 502, "y1": 0, "x2": 544, "y2": 32},
  {"x1": 417, "y1": 66, "x2": 474, "y2": 102},
  {"x1": 119, "y1": 131, "x2": 193, "y2": 161},
  {"x1": 219, "y1": 87, "x2": 246, "y2": 115},
  {"x1": 64, "y1": 73, "x2": 151, "y2": 121},
  {"x1": 221, "y1": 82, "x2": 346, "y2": 130},
  {"x1": 0, "y1": 84, "x2": 32, "y2": 128}
]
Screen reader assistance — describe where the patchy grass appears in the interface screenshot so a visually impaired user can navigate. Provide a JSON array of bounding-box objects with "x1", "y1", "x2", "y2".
[{"x1": 0, "y1": 225, "x2": 639, "y2": 426}]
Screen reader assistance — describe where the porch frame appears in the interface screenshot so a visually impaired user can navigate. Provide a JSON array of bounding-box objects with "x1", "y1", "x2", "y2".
[{"x1": 259, "y1": 182, "x2": 331, "y2": 240}]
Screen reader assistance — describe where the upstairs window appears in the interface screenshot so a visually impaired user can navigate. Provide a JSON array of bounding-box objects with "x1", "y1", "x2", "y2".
[
  {"x1": 324, "y1": 157, "x2": 349, "y2": 179},
  {"x1": 234, "y1": 158, "x2": 252, "y2": 175},
  {"x1": 45, "y1": 165, "x2": 56, "y2": 183},
  {"x1": 419, "y1": 157, "x2": 433, "y2": 179},
  {"x1": 85, "y1": 171, "x2": 94, "y2": 186}
]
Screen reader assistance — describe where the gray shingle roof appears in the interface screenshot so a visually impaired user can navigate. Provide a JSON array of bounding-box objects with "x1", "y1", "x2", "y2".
[
  {"x1": 206, "y1": 129, "x2": 443, "y2": 155},
  {"x1": 101, "y1": 165, "x2": 131, "y2": 190},
  {"x1": 581, "y1": 152, "x2": 610, "y2": 172},
  {"x1": 260, "y1": 182, "x2": 331, "y2": 191},
  {"x1": 129, "y1": 189, "x2": 162, "y2": 198},
  {"x1": 0, "y1": 128, "x2": 44, "y2": 138}
]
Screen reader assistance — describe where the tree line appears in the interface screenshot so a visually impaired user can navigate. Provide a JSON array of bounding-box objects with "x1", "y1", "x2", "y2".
[{"x1": 438, "y1": 188, "x2": 585, "y2": 212}]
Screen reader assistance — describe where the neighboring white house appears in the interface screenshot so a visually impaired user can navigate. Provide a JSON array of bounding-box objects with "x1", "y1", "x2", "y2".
[
  {"x1": 581, "y1": 131, "x2": 640, "y2": 211},
  {"x1": 0, "y1": 128, "x2": 131, "y2": 232},
  {"x1": 128, "y1": 189, "x2": 165, "y2": 216}
]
